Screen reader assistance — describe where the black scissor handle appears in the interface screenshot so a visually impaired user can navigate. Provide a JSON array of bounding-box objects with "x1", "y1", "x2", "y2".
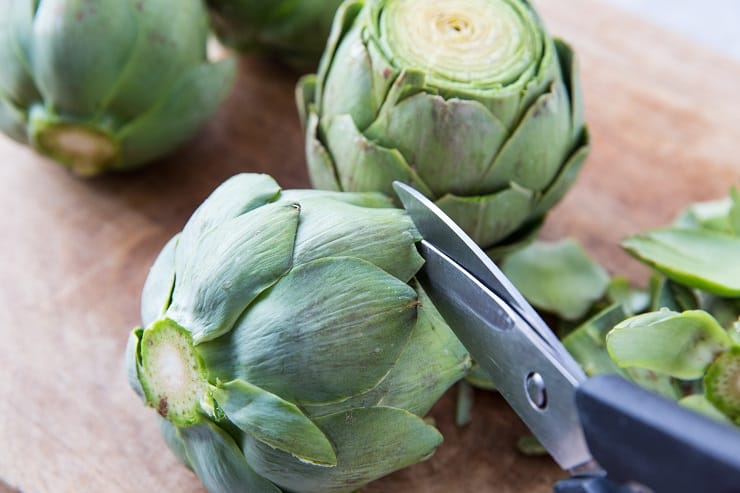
[{"x1": 562, "y1": 374, "x2": 740, "y2": 493}]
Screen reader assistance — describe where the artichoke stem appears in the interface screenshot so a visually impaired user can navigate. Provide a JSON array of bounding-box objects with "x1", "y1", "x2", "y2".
[
  {"x1": 139, "y1": 319, "x2": 209, "y2": 427},
  {"x1": 34, "y1": 123, "x2": 119, "y2": 177}
]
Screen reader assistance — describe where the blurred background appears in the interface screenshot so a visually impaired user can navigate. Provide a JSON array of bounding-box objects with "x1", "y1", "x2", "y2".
[{"x1": 604, "y1": 0, "x2": 740, "y2": 60}]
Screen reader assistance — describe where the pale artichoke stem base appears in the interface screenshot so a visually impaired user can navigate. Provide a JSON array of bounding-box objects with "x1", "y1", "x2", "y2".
[
  {"x1": 138, "y1": 319, "x2": 210, "y2": 427},
  {"x1": 34, "y1": 123, "x2": 119, "y2": 177}
]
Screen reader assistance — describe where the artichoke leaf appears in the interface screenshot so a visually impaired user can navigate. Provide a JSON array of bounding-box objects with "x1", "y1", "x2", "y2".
[
  {"x1": 606, "y1": 310, "x2": 732, "y2": 379},
  {"x1": 624, "y1": 367, "x2": 682, "y2": 401},
  {"x1": 319, "y1": 23, "x2": 377, "y2": 131},
  {"x1": 167, "y1": 201, "x2": 299, "y2": 344},
  {"x1": 314, "y1": 0, "x2": 365, "y2": 110},
  {"x1": 159, "y1": 417, "x2": 192, "y2": 470},
  {"x1": 501, "y1": 239, "x2": 609, "y2": 321},
  {"x1": 141, "y1": 234, "x2": 179, "y2": 327},
  {"x1": 365, "y1": 36, "x2": 399, "y2": 116},
  {"x1": 436, "y1": 184, "x2": 534, "y2": 248},
  {"x1": 650, "y1": 277, "x2": 700, "y2": 313},
  {"x1": 562, "y1": 304, "x2": 680, "y2": 399},
  {"x1": 465, "y1": 364, "x2": 498, "y2": 391},
  {"x1": 280, "y1": 189, "x2": 392, "y2": 209},
  {"x1": 212, "y1": 379, "x2": 337, "y2": 466},
  {"x1": 369, "y1": 281, "x2": 471, "y2": 415},
  {"x1": 481, "y1": 79, "x2": 572, "y2": 192},
  {"x1": 243, "y1": 406, "x2": 443, "y2": 493},
  {"x1": 562, "y1": 303, "x2": 631, "y2": 377},
  {"x1": 700, "y1": 294, "x2": 740, "y2": 330},
  {"x1": 0, "y1": 96, "x2": 27, "y2": 143},
  {"x1": 125, "y1": 327, "x2": 145, "y2": 399},
  {"x1": 484, "y1": 216, "x2": 544, "y2": 260},
  {"x1": 369, "y1": 68, "x2": 428, "y2": 120},
  {"x1": 116, "y1": 57, "x2": 236, "y2": 169},
  {"x1": 673, "y1": 196, "x2": 736, "y2": 234},
  {"x1": 606, "y1": 277, "x2": 650, "y2": 316},
  {"x1": 30, "y1": 0, "x2": 139, "y2": 115},
  {"x1": 533, "y1": 130, "x2": 589, "y2": 216},
  {"x1": 622, "y1": 228, "x2": 740, "y2": 296},
  {"x1": 553, "y1": 38, "x2": 585, "y2": 141},
  {"x1": 302, "y1": 280, "x2": 471, "y2": 418},
  {"x1": 289, "y1": 195, "x2": 423, "y2": 282},
  {"x1": 296, "y1": 74, "x2": 316, "y2": 130},
  {"x1": 179, "y1": 421, "x2": 281, "y2": 493},
  {"x1": 324, "y1": 113, "x2": 433, "y2": 197},
  {"x1": 305, "y1": 112, "x2": 342, "y2": 191},
  {"x1": 364, "y1": 92, "x2": 506, "y2": 197},
  {"x1": 0, "y1": 0, "x2": 38, "y2": 106},
  {"x1": 198, "y1": 257, "x2": 417, "y2": 405},
  {"x1": 179, "y1": 174, "x2": 282, "y2": 252},
  {"x1": 678, "y1": 395, "x2": 733, "y2": 425}
]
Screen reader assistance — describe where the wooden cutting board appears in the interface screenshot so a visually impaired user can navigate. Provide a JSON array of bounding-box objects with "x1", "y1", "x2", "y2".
[{"x1": 1, "y1": 0, "x2": 738, "y2": 491}]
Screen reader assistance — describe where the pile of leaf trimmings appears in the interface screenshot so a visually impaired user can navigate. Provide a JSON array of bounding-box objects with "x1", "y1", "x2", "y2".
[{"x1": 502, "y1": 188, "x2": 740, "y2": 425}]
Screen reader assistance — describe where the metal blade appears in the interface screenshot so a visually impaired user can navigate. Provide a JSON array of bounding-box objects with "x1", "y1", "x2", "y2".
[
  {"x1": 418, "y1": 241, "x2": 593, "y2": 470},
  {"x1": 393, "y1": 181, "x2": 584, "y2": 378}
]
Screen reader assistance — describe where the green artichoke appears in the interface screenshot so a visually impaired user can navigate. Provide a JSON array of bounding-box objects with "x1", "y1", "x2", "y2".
[
  {"x1": 207, "y1": 0, "x2": 344, "y2": 70},
  {"x1": 0, "y1": 0, "x2": 236, "y2": 176},
  {"x1": 298, "y1": 0, "x2": 589, "y2": 255},
  {"x1": 126, "y1": 173, "x2": 471, "y2": 493}
]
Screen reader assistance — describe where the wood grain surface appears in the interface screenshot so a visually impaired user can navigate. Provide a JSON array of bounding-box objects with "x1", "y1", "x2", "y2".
[{"x1": 1, "y1": 1, "x2": 738, "y2": 492}]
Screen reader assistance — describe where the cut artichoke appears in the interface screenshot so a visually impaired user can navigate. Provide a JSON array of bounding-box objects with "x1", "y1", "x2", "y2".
[
  {"x1": 0, "y1": 0, "x2": 236, "y2": 176},
  {"x1": 127, "y1": 173, "x2": 471, "y2": 493},
  {"x1": 298, "y1": 0, "x2": 588, "y2": 255},
  {"x1": 705, "y1": 346, "x2": 740, "y2": 423}
]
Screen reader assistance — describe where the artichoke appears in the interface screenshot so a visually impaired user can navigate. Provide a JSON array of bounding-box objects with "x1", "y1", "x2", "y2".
[
  {"x1": 0, "y1": 0, "x2": 235, "y2": 176},
  {"x1": 126, "y1": 173, "x2": 471, "y2": 493},
  {"x1": 207, "y1": 0, "x2": 344, "y2": 70},
  {"x1": 298, "y1": 0, "x2": 589, "y2": 255}
]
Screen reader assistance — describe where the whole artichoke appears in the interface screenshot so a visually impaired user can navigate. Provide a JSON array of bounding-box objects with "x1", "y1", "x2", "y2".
[
  {"x1": 298, "y1": 0, "x2": 589, "y2": 255},
  {"x1": 0, "y1": 0, "x2": 235, "y2": 176},
  {"x1": 207, "y1": 0, "x2": 344, "y2": 70},
  {"x1": 126, "y1": 173, "x2": 471, "y2": 493}
]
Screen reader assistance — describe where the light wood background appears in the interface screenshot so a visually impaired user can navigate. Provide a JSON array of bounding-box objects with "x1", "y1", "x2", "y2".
[{"x1": 1, "y1": 0, "x2": 738, "y2": 491}]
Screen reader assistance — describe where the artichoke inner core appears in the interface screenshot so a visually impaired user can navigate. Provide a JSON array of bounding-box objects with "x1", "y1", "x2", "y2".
[
  {"x1": 36, "y1": 124, "x2": 118, "y2": 177},
  {"x1": 380, "y1": 0, "x2": 537, "y2": 85},
  {"x1": 139, "y1": 319, "x2": 208, "y2": 426}
]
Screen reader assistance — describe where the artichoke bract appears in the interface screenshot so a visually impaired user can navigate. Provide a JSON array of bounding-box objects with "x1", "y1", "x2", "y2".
[
  {"x1": 298, "y1": 0, "x2": 589, "y2": 255},
  {"x1": 0, "y1": 0, "x2": 236, "y2": 176},
  {"x1": 207, "y1": 0, "x2": 344, "y2": 70},
  {"x1": 126, "y1": 173, "x2": 471, "y2": 493}
]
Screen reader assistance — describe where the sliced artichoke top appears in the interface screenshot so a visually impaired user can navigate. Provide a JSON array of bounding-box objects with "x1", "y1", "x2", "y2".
[
  {"x1": 376, "y1": 0, "x2": 546, "y2": 91},
  {"x1": 300, "y1": 0, "x2": 589, "y2": 255}
]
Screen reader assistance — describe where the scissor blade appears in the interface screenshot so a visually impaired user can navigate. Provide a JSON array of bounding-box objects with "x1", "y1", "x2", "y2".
[
  {"x1": 417, "y1": 241, "x2": 593, "y2": 471},
  {"x1": 393, "y1": 182, "x2": 583, "y2": 377}
]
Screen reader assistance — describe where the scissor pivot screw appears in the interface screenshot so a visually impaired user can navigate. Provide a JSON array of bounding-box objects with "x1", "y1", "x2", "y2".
[{"x1": 525, "y1": 372, "x2": 547, "y2": 410}]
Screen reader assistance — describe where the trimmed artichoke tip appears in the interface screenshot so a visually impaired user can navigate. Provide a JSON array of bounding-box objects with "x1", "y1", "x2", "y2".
[
  {"x1": 706, "y1": 348, "x2": 740, "y2": 419},
  {"x1": 382, "y1": 0, "x2": 536, "y2": 84},
  {"x1": 35, "y1": 123, "x2": 119, "y2": 177},
  {"x1": 138, "y1": 319, "x2": 209, "y2": 427}
]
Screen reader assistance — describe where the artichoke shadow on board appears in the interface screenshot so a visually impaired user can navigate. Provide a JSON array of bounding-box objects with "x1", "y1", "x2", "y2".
[
  {"x1": 126, "y1": 173, "x2": 472, "y2": 493},
  {"x1": 298, "y1": 0, "x2": 589, "y2": 256},
  {"x1": 206, "y1": 0, "x2": 345, "y2": 70},
  {"x1": 0, "y1": 0, "x2": 236, "y2": 176}
]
